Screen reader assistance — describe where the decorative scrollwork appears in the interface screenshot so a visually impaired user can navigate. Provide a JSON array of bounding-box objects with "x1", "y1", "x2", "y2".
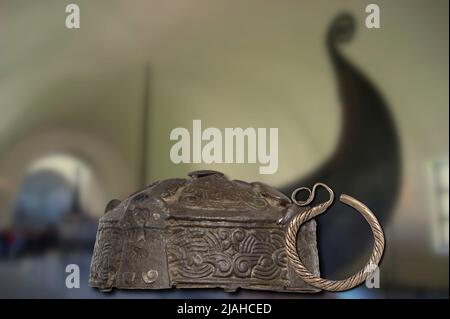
[
  {"x1": 178, "y1": 174, "x2": 269, "y2": 211},
  {"x1": 89, "y1": 227, "x2": 123, "y2": 287},
  {"x1": 167, "y1": 226, "x2": 288, "y2": 284}
]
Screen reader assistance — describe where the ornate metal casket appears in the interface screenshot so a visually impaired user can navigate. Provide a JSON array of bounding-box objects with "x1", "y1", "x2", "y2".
[{"x1": 89, "y1": 170, "x2": 320, "y2": 292}]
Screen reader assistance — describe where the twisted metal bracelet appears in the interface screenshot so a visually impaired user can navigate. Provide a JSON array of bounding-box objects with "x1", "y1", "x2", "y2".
[{"x1": 285, "y1": 183, "x2": 385, "y2": 291}]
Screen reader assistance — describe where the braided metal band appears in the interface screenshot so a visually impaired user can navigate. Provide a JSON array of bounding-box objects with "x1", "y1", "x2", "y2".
[{"x1": 285, "y1": 183, "x2": 385, "y2": 291}]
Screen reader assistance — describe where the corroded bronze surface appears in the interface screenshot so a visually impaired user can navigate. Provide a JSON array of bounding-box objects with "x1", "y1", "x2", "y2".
[{"x1": 89, "y1": 170, "x2": 320, "y2": 292}]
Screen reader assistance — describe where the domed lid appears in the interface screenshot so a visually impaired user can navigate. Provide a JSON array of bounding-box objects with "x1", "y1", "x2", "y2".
[{"x1": 102, "y1": 170, "x2": 291, "y2": 225}]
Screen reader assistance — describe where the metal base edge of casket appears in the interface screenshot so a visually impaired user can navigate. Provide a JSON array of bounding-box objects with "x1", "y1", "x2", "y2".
[{"x1": 89, "y1": 170, "x2": 321, "y2": 293}]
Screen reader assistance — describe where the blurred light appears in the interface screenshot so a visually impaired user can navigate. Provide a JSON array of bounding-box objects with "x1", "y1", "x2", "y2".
[
  {"x1": 429, "y1": 158, "x2": 449, "y2": 255},
  {"x1": 28, "y1": 154, "x2": 92, "y2": 187}
]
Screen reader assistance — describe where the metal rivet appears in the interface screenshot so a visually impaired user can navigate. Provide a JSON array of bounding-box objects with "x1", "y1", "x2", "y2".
[
  {"x1": 153, "y1": 213, "x2": 160, "y2": 220},
  {"x1": 142, "y1": 270, "x2": 158, "y2": 284}
]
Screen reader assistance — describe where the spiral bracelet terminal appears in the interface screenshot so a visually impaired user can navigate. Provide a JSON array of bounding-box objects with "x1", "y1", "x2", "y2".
[{"x1": 285, "y1": 183, "x2": 385, "y2": 291}]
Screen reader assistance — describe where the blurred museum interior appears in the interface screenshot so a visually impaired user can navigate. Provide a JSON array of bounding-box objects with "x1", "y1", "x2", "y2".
[{"x1": 0, "y1": 0, "x2": 448, "y2": 298}]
